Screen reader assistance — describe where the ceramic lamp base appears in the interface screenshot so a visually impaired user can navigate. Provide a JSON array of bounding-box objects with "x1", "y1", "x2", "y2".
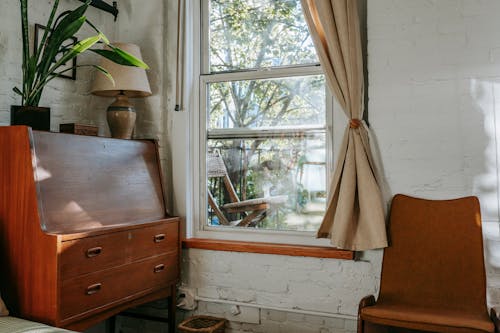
[{"x1": 107, "y1": 94, "x2": 136, "y2": 139}]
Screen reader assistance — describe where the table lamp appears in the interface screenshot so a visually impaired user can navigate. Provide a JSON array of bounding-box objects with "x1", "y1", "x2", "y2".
[{"x1": 91, "y1": 43, "x2": 151, "y2": 139}]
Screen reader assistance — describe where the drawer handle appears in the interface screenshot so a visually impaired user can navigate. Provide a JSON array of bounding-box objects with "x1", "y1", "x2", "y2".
[
  {"x1": 86, "y1": 283, "x2": 102, "y2": 295},
  {"x1": 154, "y1": 264, "x2": 165, "y2": 273},
  {"x1": 86, "y1": 247, "x2": 102, "y2": 258},
  {"x1": 154, "y1": 234, "x2": 166, "y2": 243}
]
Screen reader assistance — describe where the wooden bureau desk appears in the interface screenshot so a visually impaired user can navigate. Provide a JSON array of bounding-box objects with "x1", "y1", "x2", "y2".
[{"x1": 0, "y1": 126, "x2": 179, "y2": 331}]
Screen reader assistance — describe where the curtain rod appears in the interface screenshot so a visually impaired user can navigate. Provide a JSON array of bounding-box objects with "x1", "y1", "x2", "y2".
[{"x1": 79, "y1": 0, "x2": 118, "y2": 21}]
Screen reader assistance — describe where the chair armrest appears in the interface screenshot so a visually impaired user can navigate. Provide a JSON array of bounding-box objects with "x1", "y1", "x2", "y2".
[
  {"x1": 491, "y1": 308, "x2": 499, "y2": 333},
  {"x1": 222, "y1": 195, "x2": 287, "y2": 213},
  {"x1": 222, "y1": 200, "x2": 269, "y2": 213}
]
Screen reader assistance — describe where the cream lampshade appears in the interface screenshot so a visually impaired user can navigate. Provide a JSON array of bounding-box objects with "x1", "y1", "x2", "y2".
[{"x1": 91, "y1": 43, "x2": 151, "y2": 139}]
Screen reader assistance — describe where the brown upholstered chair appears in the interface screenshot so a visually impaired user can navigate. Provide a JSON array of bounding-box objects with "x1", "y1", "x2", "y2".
[
  {"x1": 207, "y1": 150, "x2": 287, "y2": 227},
  {"x1": 358, "y1": 194, "x2": 500, "y2": 333}
]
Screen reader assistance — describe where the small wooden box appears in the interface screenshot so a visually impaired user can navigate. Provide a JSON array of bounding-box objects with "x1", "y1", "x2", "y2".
[{"x1": 60, "y1": 123, "x2": 98, "y2": 136}]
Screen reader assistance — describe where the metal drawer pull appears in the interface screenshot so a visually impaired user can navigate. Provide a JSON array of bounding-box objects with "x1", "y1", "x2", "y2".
[
  {"x1": 154, "y1": 234, "x2": 166, "y2": 243},
  {"x1": 86, "y1": 247, "x2": 102, "y2": 258},
  {"x1": 86, "y1": 283, "x2": 102, "y2": 295},
  {"x1": 154, "y1": 264, "x2": 165, "y2": 273}
]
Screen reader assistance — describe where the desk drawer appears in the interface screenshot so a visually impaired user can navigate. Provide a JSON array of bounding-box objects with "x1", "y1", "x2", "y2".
[
  {"x1": 60, "y1": 222, "x2": 178, "y2": 279},
  {"x1": 60, "y1": 252, "x2": 177, "y2": 320}
]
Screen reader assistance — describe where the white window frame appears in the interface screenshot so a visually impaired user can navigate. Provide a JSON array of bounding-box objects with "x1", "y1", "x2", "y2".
[{"x1": 181, "y1": 0, "x2": 345, "y2": 246}]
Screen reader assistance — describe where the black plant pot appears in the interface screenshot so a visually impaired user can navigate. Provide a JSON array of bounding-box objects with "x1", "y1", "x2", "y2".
[{"x1": 11, "y1": 105, "x2": 51, "y2": 131}]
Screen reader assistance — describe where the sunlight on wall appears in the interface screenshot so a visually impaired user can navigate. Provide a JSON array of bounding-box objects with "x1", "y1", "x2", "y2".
[
  {"x1": 471, "y1": 79, "x2": 500, "y2": 222},
  {"x1": 471, "y1": 81, "x2": 500, "y2": 310}
]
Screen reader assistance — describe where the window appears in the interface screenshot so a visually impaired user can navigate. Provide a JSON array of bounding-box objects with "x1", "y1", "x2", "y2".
[{"x1": 192, "y1": 0, "x2": 334, "y2": 243}]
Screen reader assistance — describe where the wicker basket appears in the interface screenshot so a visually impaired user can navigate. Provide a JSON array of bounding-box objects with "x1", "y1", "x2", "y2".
[{"x1": 178, "y1": 315, "x2": 226, "y2": 333}]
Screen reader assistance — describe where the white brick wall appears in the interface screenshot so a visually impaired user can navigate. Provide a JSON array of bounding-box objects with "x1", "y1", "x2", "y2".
[
  {"x1": 182, "y1": 249, "x2": 381, "y2": 316},
  {"x1": 179, "y1": 249, "x2": 379, "y2": 333}
]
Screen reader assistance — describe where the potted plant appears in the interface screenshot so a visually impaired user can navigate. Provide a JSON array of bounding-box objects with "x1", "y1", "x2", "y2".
[{"x1": 12, "y1": 0, "x2": 148, "y2": 130}]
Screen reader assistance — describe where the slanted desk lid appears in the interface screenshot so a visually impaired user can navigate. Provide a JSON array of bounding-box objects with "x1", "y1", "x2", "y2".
[{"x1": 32, "y1": 131, "x2": 166, "y2": 234}]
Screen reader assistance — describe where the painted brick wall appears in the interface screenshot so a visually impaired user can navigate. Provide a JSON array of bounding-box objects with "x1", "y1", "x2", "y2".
[{"x1": 179, "y1": 250, "x2": 378, "y2": 333}]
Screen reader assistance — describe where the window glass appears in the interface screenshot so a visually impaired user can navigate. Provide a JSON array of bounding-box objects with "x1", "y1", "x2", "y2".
[
  {"x1": 209, "y1": 0, "x2": 318, "y2": 72},
  {"x1": 207, "y1": 135, "x2": 326, "y2": 231},
  {"x1": 204, "y1": 0, "x2": 328, "y2": 233},
  {"x1": 208, "y1": 76, "x2": 325, "y2": 130}
]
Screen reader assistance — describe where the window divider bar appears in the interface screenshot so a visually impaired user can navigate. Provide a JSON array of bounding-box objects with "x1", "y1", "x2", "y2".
[
  {"x1": 208, "y1": 127, "x2": 326, "y2": 140},
  {"x1": 201, "y1": 64, "x2": 324, "y2": 83}
]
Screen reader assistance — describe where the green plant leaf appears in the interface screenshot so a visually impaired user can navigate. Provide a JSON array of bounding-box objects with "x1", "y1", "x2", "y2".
[
  {"x1": 84, "y1": 19, "x2": 110, "y2": 44},
  {"x1": 37, "y1": 1, "x2": 89, "y2": 77},
  {"x1": 46, "y1": 16, "x2": 86, "y2": 55},
  {"x1": 35, "y1": 0, "x2": 60, "y2": 64},
  {"x1": 28, "y1": 34, "x2": 101, "y2": 106},
  {"x1": 89, "y1": 49, "x2": 145, "y2": 68},
  {"x1": 71, "y1": 35, "x2": 101, "y2": 54},
  {"x1": 98, "y1": 32, "x2": 110, "y2": 45},
  {"x1": 52, "y1": 35, "x2": 101, "y2": 70},
  {"x1": 20, "y1": 0, "x2": 29, "y2": 103},
  {"x1": 51, "y1": 2, "x2": 89, "y2": 34},
  {"x1": 93, "y1": 65, "x2": 115, "y2": 86},
  {"x1": 12, "y1": 87, "x2": 24, "y2": 97},
  {"x1": 37, "y1": 16, "x2": 87, "y2": 82},
  {"x1": 108, "y1": 45, "x2": 149, "y2": 69}
]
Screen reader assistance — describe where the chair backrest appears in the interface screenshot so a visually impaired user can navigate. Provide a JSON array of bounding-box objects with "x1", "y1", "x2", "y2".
[
  {"x1": 207, "y1": 150, "x2": 239, "y2": 203},
  {"x1": 206, "y1": 151, "x2": 241, "y2": 225},
  {"x1": 379, "y1": 194, "x2": 487, "y2": 312}
]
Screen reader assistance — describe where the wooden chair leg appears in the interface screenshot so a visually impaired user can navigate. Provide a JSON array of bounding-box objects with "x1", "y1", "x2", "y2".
[{"x1": 237, "y1": 210, "x2": 265, "y2": 227}]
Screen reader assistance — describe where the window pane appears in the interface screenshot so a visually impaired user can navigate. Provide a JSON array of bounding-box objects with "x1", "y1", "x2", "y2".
[
  {"x1": 208, "y1": 75, "x2": 325, "y2": 130},
  {"x1": 207, "y1": 135, "x2": 326, "y2": 231},
  {"x1": 209, "y1": 0, "x2": 318, "y2": 72}
]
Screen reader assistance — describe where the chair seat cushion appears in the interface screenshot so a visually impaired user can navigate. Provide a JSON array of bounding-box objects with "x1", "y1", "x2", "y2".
[{"x1": 361, "y1": 303, "x2": 494, "y2": 333}]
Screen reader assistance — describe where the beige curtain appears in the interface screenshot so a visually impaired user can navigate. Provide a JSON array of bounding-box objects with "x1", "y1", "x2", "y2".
[{"x1": 301, "y1": 0, "x2": 387, "y2": 250}]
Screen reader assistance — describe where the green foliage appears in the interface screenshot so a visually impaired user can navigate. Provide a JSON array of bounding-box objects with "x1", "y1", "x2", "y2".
[
  {"x1": 210, "y1": 0, "x2": 317, "y2": 71},
  {"x1": 14, "y1": 0, "x2": 149, "y2": 107},
  {"x1": 208, "y1": 0, "x2": 323, "y2": 131}
]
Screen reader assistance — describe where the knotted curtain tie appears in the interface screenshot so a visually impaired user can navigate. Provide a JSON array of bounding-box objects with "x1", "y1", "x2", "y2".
[{"x1": 350, "y1": 119, "x2": 361, "y2": 129}]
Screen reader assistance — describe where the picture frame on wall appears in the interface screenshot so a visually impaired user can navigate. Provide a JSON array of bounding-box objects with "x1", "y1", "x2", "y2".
[{"x1": 34, "y1": 24, "x2": 78, "y2": 80}]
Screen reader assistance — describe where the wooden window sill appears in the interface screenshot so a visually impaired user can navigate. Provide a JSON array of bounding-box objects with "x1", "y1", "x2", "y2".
[{"x1": 182, "y1": 238, "x2": 355, "y2": 260}]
